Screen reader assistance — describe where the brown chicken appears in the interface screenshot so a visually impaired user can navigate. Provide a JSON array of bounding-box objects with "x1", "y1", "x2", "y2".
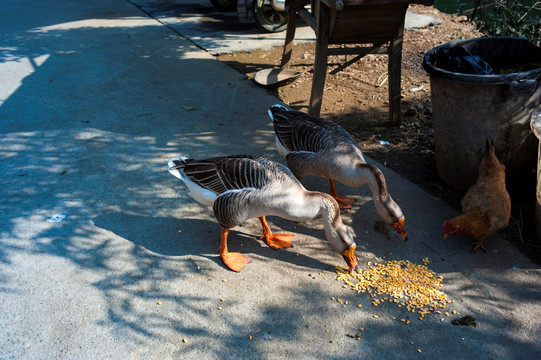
[{"x1": 443, "y1": 139, "x2": 511, "y2": 252}]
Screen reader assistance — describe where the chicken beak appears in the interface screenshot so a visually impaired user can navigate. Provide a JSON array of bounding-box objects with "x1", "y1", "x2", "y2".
[
  {"x1": 392, "y1": 217, "x2": 408, "y2": 241},
  {"x1": 342, "y1": 244, "x2": 358, "y2": 273},
  {"x1": 443, "y1": 220, "x2": 450, "y2": 239}
]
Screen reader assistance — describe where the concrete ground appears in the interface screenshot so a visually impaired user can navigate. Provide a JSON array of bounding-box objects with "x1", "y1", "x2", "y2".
[{"x1": 0, "y1": 0, "x2": 539, "y2": 359}]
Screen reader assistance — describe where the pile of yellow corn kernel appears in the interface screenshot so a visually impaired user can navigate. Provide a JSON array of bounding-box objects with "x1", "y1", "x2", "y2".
[{"x1": 335, "y1": 257, "x2": 448, "y2": 320}]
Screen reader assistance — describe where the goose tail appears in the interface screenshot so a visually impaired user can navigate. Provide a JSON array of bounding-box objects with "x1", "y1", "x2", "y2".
[
  {"x1": 268, "y1": 104, "x2": 289, "y2": 121},
  {"x1": 168, "y1": 157, "x2": 187, "y2": 180}
]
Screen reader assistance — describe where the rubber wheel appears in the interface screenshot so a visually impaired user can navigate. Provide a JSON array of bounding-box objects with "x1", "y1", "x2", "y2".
[
  {"x1": 210, "y1": 0, "x2": 237, "y2": 12},
  {"x1": 252, "y1": 0, "x2": 288, "y2": 33}
]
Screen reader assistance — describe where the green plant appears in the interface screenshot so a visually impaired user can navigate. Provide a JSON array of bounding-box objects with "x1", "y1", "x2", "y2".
[{"x1": 469, "y1": 0, "x2": 541, "y2": 46}]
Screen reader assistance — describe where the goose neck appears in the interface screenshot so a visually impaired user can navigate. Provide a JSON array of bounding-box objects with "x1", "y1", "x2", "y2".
[
  {"x1": 359, "y1": 164, "x2": 389, "y2": 203},
  {"x1": 313, "y1": 192, "x2": 341, "y2": 230}
]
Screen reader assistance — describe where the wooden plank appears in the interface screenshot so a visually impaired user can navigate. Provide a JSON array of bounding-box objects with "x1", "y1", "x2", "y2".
[
  {"x1": 329, "y1": 4, "x2": 409, "y2": 43},
  {"x1": 327, "y1": 46, "x2": 389, "y2": 56}
]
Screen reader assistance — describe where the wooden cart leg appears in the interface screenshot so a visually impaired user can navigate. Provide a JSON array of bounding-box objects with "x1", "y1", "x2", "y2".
[
  {"x1": 281, "y1": 9, "x2": 297, "y2": 69},
  {"x1": 308, "y1": 3, "x2": 330, "y2": 118},
  {"x1": 388, "y1": 22, "x2": 404, "y2": 125}
]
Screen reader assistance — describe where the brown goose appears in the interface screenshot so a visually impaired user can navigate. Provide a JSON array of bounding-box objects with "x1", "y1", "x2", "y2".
[
  {"x1": 168, "y1": 154, "x2": 358, "y2": 272},
  {"x1": 269, "y1": 104, "x2": 408, "y2": 241}
]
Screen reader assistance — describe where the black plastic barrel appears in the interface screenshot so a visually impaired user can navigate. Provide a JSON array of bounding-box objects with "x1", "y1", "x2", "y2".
[
  {"x1": 423, "y1": 37, "x2": 541, "y2": 190},
  {"x1": 531, "y1": 107, "x2": 541, "y2": 242}
]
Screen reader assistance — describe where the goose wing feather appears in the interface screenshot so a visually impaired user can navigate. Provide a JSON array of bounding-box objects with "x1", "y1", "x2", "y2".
[
  {"x1": 271, "y1": 106, "x2": 356, "y2": 153},
  {"x1": 183, "y1": 154, "x2": 297, "y2": 195},
  {"x1": 213, "y1": 188, "x2": 257, "y2": 229}
]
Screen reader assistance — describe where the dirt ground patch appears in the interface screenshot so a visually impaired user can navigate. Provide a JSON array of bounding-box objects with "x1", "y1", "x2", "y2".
[{"x1": 216, "y1": 5, "x2": 541, "y2": 263}]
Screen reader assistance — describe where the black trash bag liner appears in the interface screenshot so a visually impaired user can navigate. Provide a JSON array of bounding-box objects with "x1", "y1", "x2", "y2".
[{"x1": 432, "y1": 45, "x2": 495, "y2": 75}]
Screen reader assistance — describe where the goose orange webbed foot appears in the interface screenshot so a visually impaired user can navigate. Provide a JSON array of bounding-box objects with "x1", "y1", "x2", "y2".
[
  {"x1": 258, "y1": 216, "x2": 294, "y2": 249},
  {"x1": 261, "y1": 232, "x2": 294, "y2": 249},
  {"x1": 221, "y1": 251, "x2": 251, "y2": 272},
  {"x1": 218, "y1": 228, "x2": 251, "y2": 272},
  {"x1": 333, "y1": 195, "x2": 356, "y2": 209},
  {"x1": 329, "y1": 179, "x2": 355, "y2": 209}
]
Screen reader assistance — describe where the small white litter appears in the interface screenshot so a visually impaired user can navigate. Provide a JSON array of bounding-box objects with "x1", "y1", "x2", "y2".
[
  {"x1": 47, "y1": 214, "x2": 66, "y2": 223},
  {"x1": 408, "y1": 85, "x2": 424, "y2": 92}
]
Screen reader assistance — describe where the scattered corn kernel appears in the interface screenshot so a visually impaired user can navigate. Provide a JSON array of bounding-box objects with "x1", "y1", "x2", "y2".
[
  {"x1": 220, "y1": 298, "x2": 225, "y2": 302},
  {"x1": 452, "y1": 310, "x2": 457, "y2": 315},
  {"x1": 357, "y1": 304, "x2": 362, "y2": 308},
  {"x1": 222, "y1": 279, "x2": 227, "y2": 282},
  {"x1": 417, "y1": 349, "x2": 422, "y2": 353},
  {"x1": 249, "y1": 335, "x2": 253, "y2": 340},
  {"x1": 325, "y1": 329, "x2": 329, "y2": 333},
  {"x1": 373, "y1": 315, "x2": 379, "y2": 318},
  {"x1": 182, "y1": 338, "x2": 187, "y2": 343},
  {"x1": 334, "y1": 258, "x2": 448, "y2": 321},
  {"x1": 157, "y1": 301, "x2": 161, "y2": 305},
  {"x1": 218, "y1": 307, "x2": 223, "y2": 310}
]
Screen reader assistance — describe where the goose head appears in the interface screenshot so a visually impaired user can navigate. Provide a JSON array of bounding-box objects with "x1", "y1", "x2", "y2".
[
  {"x1": 373, "y1": 196, "x2": 408, "y2": 241},
  {"x1": 327, "y1": 224, "x2": 358, "y2": 274},
  {"x1": 319, "y1": 194, "x2": 358, "y2": 273},
  {"x1": 360, "y1": 164, "x2": 408, "y2": 241}
]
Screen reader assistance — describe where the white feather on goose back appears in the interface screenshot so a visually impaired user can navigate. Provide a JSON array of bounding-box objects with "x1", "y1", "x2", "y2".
[{"x1": 269, "y1": 104, "x2": 408, "y2": 241}]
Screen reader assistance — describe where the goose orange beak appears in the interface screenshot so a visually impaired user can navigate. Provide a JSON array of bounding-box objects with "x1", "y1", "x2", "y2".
[
  {"x1": 342, "y1": 244, "x2": 358, "y2": 273},
  {"x1": 392, "y1": 217, "x2": 408, "y2": 241}
]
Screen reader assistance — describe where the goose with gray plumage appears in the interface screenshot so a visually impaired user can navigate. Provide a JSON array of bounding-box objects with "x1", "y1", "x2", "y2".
[
  {"x1": 168, "y1": 154, "x2": 358, "y2": 272},
  {"x1": 269, "y1": 104, "x2": 408, "y2": 241}
]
